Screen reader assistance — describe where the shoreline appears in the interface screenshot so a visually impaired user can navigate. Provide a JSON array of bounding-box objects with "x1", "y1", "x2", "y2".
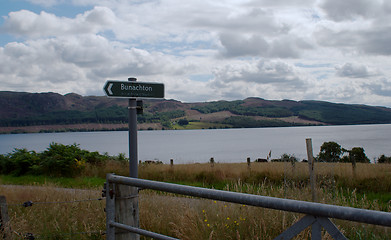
[{"x1": 0, "y1": 122, "x2": 164, "y2": 134}]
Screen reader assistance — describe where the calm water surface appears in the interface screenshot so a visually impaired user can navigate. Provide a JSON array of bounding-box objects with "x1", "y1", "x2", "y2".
[{"x1": 0, "y1": 124, "x2": 390, "y2": 163}]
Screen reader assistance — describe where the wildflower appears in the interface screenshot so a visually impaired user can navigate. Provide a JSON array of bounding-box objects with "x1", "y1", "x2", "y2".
[
  {"x1": 226, "y1": 217, "x2": 230, "y2": 220},
  {"x1": 207, "y1": 224, "x2": 210, "y2": 227},
  {"x1": 202, "y1": 210, "x2": 205, "y2": 213},
  {"x1": 204, "y1": 219, "x2": 208, "y2": 222}
]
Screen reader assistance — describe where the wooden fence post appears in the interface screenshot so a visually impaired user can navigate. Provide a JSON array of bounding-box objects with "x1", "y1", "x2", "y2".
[
  {"x1": 351, "y1": 156, "x2": 356, "y2": 178},
  {"x1": 170, "y1": 159, "x2": 174, "y2": 167},
  {"x1": 115, "y1": 185, "x2": 139, "y2": 240},
  {"x1": 210, "y1": 157, "x2": 214, "y2": 168},
  {"x1": 247, "y1": 157, "x2": 251, "y2": 171},
  {"x1": 306, "y1": 139, "x2": 317, "y2": 202},
  {"x1": 0, "y1": 196, "x2": 10, "y2": 240}
]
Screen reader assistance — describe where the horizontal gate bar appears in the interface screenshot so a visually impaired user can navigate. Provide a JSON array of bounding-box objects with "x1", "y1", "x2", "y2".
[
  {"x1": 109, "y1": 221, "x2": 179, "y2": 240},
  {"x1": 107, "y1": 174, "x2": 391, "y2": 227}
]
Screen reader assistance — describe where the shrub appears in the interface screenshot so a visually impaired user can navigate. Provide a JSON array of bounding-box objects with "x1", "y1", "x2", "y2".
[
  {"x1": 40, "y1": 143, "x2": 86, "y2": 177},
  {"x1": 0, "y1": 148, "x2": 41, "y2": 176},
  {"x1": 114, "y1": 153, "x2": 128, "y2": 163},
  {"x1": 0, "y1": 143, "x2": 119, "y2": 178},
  {"x1": 84, "y1": 150, "x2": 108, "y2": 165},
  {"x1": 0, "y1": 153, "x2": 10, "y2": 174}
]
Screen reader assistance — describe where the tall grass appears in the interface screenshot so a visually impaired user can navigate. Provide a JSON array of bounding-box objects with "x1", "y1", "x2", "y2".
[
  {"x1": 136, "y1": 162, "x2": 391, "y2": 198},
  {"x1": 1, "y1": 162, "x2": 391, "y2": 239},
  {"x1": 3, "y1": 184, "x2": 389, "y2": 240},
  {"x1": 0, "y1": 185, "x2": 105, "y2": 240}
]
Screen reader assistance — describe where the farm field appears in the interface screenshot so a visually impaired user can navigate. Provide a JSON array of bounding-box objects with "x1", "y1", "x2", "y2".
[{"x1": 1, "y1": 161, "x2": 391, "y2": 239}]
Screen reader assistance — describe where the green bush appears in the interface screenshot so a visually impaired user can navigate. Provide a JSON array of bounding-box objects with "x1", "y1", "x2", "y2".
[
  {"x1": 0, "y1": 148, "x2": 41, "y2": 176},
  {"x1": 40, "y1": 143, "x2": 89, "y2": 177},
  {"x1": 0, "y1": 143, "x2": 111, "y2": 177},
  {"x1": 84, "y1": 150, "x2": 108, "y2": 165}
]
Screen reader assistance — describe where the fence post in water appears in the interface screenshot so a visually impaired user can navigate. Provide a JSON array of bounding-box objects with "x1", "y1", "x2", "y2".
[
  {"x1": 0, "y1": 195, "x2": 10, "y2": 240},
  {"x1": 306, "y1": 138, "x2": 317, "y2": 202}
]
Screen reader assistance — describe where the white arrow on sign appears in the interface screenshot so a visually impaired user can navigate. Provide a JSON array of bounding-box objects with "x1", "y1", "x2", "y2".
[{"x1": 108, "y1": 83, "x2": 113, "y2": 95}]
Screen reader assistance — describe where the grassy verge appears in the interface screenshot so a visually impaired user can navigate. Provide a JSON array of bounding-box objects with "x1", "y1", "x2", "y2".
[{"x1": 0, "y1": 175, "x2": 105, "y2": 189}]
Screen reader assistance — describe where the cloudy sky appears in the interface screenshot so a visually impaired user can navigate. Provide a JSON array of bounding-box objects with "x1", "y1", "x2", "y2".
[{"x1": 1, "y1": 0, "x2": 391, "y2": 107}]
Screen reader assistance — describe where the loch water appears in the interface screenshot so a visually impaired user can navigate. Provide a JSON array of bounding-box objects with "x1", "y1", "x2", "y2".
[{"x1": 1, "y1": 124, "x2": 390, "y2": 163}]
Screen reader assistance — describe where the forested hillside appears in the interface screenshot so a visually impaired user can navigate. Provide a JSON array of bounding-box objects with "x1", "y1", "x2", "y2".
[{"x1": 1, "y1": 91, "x2": 391, "y2": 133}]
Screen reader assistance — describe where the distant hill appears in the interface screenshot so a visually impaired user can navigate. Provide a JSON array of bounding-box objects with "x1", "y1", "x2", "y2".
[{"x1": 1, "y1": 91, "x2": 391, "y2": 133}]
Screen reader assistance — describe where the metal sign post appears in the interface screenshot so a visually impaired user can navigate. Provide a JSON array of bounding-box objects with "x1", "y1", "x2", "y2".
[
  {"x1": 128, "y1": 77, "x2": 138, "y2": 178},
  {"x1": 103, "y1": 77, "x2": 164, "y2": 240}
]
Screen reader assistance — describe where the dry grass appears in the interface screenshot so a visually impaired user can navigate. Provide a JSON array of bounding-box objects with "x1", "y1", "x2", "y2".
[
  {"x1": 137, "y1": 161, "x2": 391, "y2": 179},
  {"x1": 1, "y1": 162, "x2": 391, "y2": 239},
  {"x1": 138, "y1": 183, "x2": 390, "y2": 240},
  {"x1": 0, "y1": 185, "x2": 105, "y2": 240}
]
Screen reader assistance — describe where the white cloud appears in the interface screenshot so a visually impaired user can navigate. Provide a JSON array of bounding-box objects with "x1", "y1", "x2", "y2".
[
  {"x1": 366, "y1": 77, "x2": 391, "y2": 97},
  {"x1": 319, "y1": 0, "x2": 381, "y2": 22},
  {"x1": 1, "y1": 6, "x2": 116, "y2": 38},
  {"x1": 335, "y1": 63, "x2": 377, "y2": 78},
  {"x1": 1, "y1": 0, "x2": 391, "y2": 107},
  {"x1": 218, "y1": 33, "x2": 313, "y2": 58},
  {"x1": 209, "y1": 59, "x2": 310, "y2": 101},
  {"x1": 315, "y1": 26, "x2": 391, "y2": 56}
]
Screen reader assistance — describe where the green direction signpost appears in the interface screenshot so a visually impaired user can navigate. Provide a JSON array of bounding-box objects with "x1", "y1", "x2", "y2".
[
  {"x1": 103, "y1": 80, "x2": 164, "y2": 98},
  {"x1": 103, "y1": 78, "x2": 164, "y2": 239}
]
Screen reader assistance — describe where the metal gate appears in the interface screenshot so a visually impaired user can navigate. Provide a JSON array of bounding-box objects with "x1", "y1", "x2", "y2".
[{"x1": 104, "y1": 173, "x2": 391, "y2": 240}]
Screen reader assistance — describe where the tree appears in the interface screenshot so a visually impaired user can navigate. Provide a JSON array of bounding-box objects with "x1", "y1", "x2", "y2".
[
  {"x1": 317, "y1": 141, "x2": 342, "y2": 162},
  {"x1": 377, "y1": 154, "x2": 391, "y2": 163},
  {"x1": 350, "y1": 147, "x2": 370, "y2": 163},
  {"x1": 341, "y1": 147, "x2": 370, "y2": 163},
  {"x1": 178, "y1": 118, "x2": 189, "y2": 126}
]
